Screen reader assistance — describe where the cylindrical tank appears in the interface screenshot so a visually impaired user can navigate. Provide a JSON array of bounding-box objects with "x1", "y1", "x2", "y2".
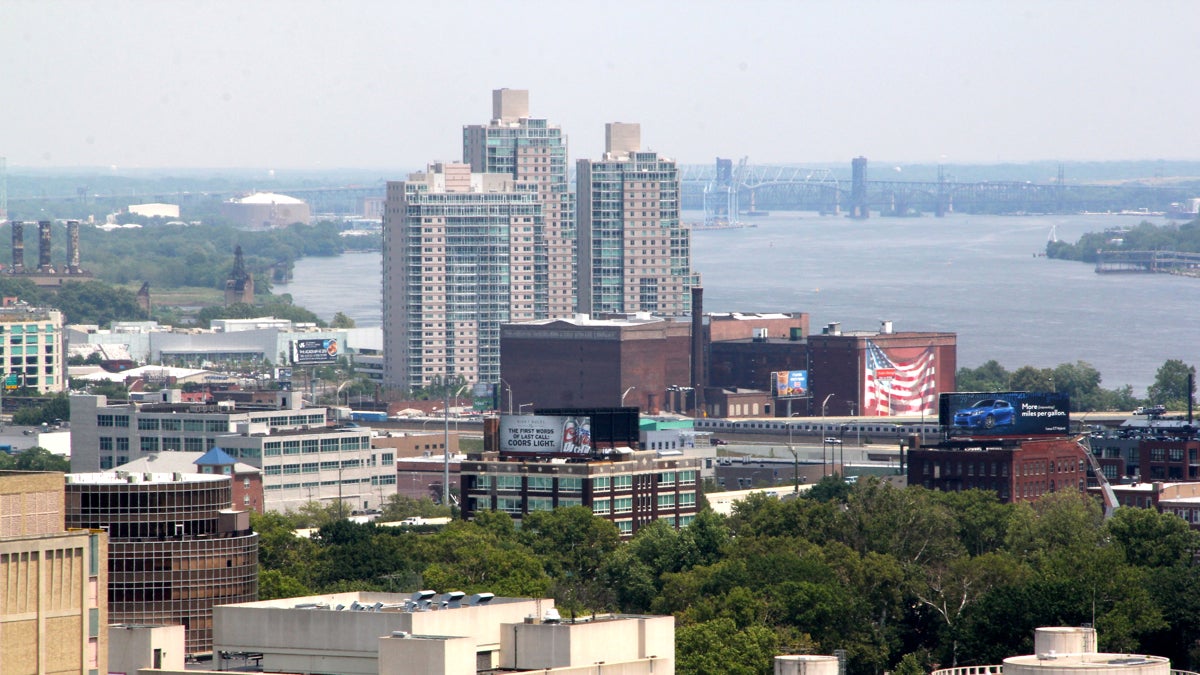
[
  {"x1": 37, "y1": 220, "x2": 52, "y2": 271},
  {"x1": 1035, "y1": 627, "x2": 1097, "y2": 655},
  {"x1": 775, "y1": 655, "x2": 840, "y2": 675},
  {"x1": 11, "y1": 220, "x2": 24, "y2": 271}
]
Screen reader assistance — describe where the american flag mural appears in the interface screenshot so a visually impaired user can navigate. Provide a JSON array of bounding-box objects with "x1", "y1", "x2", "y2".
[{"x1": 863, "y1": 340, "x2": 937, "y2": 416}]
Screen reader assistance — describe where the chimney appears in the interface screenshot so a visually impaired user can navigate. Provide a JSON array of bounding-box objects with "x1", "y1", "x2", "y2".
[
  {"x1": 691, "y1": 286, "x2": 705, "y2": 417},
  {"x1": 67, "y1": 220, "x2": 80, "y2": 273},
  {"x1": 37, "y1": 220, "x2": 53, "y2": 273},
  {"x1": 10, "y1": 221, "x2": 23, "y2": 272}
]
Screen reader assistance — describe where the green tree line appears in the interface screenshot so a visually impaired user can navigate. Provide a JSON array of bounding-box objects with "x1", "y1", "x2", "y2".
[
  {"x1": 957, "y1": 359, "x2": 1194, "y2": 412},
  {"x1": 254, "y1": 483, "x2": 1200, "y2": 675},
  {"x1": 1047, "y1": 220, "x2": 1200, "y2": 263}
]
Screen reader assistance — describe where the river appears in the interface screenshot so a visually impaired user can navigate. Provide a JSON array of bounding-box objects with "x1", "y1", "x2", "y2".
[{"x1": 274, "y1": 212, "x2": 1199, "y2": 396}]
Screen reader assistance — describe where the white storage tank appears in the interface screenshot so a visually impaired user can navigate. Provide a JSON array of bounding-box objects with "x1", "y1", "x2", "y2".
[{"x1": 775, "y1": 655, "x2": 840, "y2": 675}]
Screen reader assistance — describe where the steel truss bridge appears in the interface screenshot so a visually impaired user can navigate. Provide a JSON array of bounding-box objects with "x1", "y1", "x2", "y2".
[
  {"x1": 6, "y1": 159, "x2": 1194, "y2": 220},
  {"x1": 680, "y1": 159, "x2": 1196, "y2": 220}
]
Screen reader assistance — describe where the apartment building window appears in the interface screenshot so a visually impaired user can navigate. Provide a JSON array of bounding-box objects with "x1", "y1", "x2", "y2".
[
  {"x1": 100, "y1": 437, "x2": 113, "y2": 451},
  {"x1": 497, "y1": 475, "x2": 521, "y2": 491},
  {"x1": 559, "y1": 477, "x2": 581, "y2": 492},
  {"x1": 264, "y1": 442, "x2": 282, "y2": 457},
  {"x1": 614, "y1": 497, "x2": 633, "y2": 514},
  {"x1": 592, "y1": 499, "x2": 611, "y2": 515},
  {"x1": 657, "y1": 493, "x2": 676, "y2": 508},
  {"x1": 528, "y1": 476, "x2": 553, "y2": 492},
  {"x1": 658, "y1": 471, "x2": 676, "y2": 487},
  {"x1": 473, "y1": 475, "x2": 492, "y2": 490},
  {"x1": 616, "y1": 520, "x2": 633, "y2": 536},
  {"x1": 185, "y1": 438, "x2": 204, "y2": 452},
  {"x1": 613, "y1": 475, "x2": 633, "y2": 490},
  {"x1": 679, "y1": 492, "x2": 697, "y2": 508},
  {"x1": 529, "y1": 497, "x2": 553, "y2": 512},
  {"x1": 496, "y1": 497, "x2": 523, "y2": 514}
]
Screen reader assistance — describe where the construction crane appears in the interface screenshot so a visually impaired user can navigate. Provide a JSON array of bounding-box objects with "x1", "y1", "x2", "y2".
[{"x1": 1075, "y1": 433, "x2": 1118, "y2": 519}]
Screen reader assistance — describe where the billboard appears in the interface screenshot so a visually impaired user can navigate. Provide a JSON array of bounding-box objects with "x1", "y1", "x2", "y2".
[
  {"x1": 499, "y1": 414, "x2": 593, "y2": 457},
  {"x1": 939, "y1": 391, "x2": 1070, "y2": 437},
  {"x1": 772, "y1": 370, "x2": 808, "y2": 397},
  {"x1": 864, "y1": 340, "x2": 938, "y2": 417},
  {"x1": 291, "y1": 338, "x2": 339, "y2": 365}
]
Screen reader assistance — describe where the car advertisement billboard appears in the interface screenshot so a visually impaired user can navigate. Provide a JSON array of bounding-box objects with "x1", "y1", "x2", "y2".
[
  {"x1": 772, "y1": 370, "x2": 808, "y2": 397},
  {"x1": 291, "y1": 338, "x2": 339, "y2": 365},
  {"x1": 939, "y1": 391, "x2": 1070, "y2": 437},
  {"x1": 499, "y1": 414, "x2": 593, "y2": 457}
]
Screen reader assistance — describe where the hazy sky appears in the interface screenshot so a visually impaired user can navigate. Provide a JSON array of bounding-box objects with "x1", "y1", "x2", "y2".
[{"x1": 3, "y1": 1, "x2": 1198, "y2": 170}]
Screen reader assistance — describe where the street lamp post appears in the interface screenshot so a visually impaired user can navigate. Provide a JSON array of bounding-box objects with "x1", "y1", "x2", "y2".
[
  {"x1": 518, "y1": 403, "x2": 534, "y2": 415},
  {"x1": 787, "y1": 422, "x2": 799, "y2": 492},
  {"x1": 621, "y1": 386, "x2": 637, "y2": 407},
  {"x1": 444, "y1": 383, "x2": 469, "y2": 510},
  {"x1": 822, "y1": 393, "x2": 835, "y2": 417},
  {"x1": 499, "y1": 378, "x2": 514, "y2": 415}
]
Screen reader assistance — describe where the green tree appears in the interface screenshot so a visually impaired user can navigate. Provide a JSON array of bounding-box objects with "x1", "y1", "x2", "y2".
[
  {"x1": 379, "y1": 494, "x2": 451, "y2": 521},
  {"x1": 1106, "y1": 507, "x2": 1200, "y2": 568},
  {"x1": 1146, "y1": 359, "x2": 1195, "y2": 409},
  {"x1": 0, "y1": 446, "x2": 69, "y2": 471},
  {"x1": 676, "y1": 618, "x2": 778, "y2": 675},
  {"x1": 956, "y1": 360, "x2": 1010, "y2": 392},
  {"x1": 330, "y1": 311, "x2": 356, "y2": 328},
  {"x1": 1010, "y1": 365, "x2": 1054, "y2": 393}
]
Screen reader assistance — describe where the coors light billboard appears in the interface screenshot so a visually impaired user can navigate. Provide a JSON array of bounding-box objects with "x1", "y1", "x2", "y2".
[{"x1": 499, "y1": 414, "x2": 593, "y2": 458}]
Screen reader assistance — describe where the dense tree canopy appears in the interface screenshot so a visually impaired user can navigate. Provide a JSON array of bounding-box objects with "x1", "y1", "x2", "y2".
[{"x1": 255, "y1": 486, "x2": 1200, "y2": 675}]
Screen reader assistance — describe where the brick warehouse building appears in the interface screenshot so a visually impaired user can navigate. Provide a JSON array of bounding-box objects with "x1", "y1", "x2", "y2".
[
  {"x1": 807, "y1": 323, "x2": 956, "y2": 418},
  {"x1": 907, "y1": 436, "x2": 1088, "y2": 503},
  {"x1": 500, "y1": 313, "x2": 692, "y2": 413}
]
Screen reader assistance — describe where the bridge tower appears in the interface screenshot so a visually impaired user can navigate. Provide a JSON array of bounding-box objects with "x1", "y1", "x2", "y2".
[
  {"x1": 703, "y1": 157, "x2": 739, "y2": 227},
  {"x1": 935, "y1": 164, "x2": 948, "y2": 217},
  {"x1": 849, "y1": 156, "x2": 869, "y2": 219}
]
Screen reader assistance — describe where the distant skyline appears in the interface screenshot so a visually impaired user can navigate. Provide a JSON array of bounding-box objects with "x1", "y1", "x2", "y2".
[{"x1": 3, "y1": 1, "x2": 1199, "y2": 170}]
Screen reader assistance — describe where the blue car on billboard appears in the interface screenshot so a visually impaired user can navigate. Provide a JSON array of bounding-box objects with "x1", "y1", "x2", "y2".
[{"x1": 952, "y1": 399, "x2": 1015, "y2": 429}]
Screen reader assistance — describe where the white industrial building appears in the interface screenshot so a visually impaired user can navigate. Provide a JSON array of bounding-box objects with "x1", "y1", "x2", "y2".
[{"x1": 212, "y1": 591, "x2": 674, "y2": 675}]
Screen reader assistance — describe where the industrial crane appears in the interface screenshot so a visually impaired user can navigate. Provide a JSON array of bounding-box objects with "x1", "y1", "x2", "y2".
[{"x1": 1075, "y1": 433, "x2": 1118, "y2": 519}]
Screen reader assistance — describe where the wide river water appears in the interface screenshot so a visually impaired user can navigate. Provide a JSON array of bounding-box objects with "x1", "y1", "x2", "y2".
[{"x1": 275, "y1": 212, "x2": 1199, "y2": 396}]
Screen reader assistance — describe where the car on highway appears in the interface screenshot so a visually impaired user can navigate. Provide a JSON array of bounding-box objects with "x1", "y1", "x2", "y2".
[
  {"x1": 823, "y1": 437, "x2": 842, "y2": 444},
  {"x1": 952, "y1": 399, "x2": 1015, "y2": 429},
  {"x1": 709, "y1": 437, "x2": 728, "y2": 446}
]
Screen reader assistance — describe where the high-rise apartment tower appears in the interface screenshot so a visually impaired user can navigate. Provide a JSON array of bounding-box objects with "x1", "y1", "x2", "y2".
[
  {"x1": 382, "y1": 163, "x2": 544, "y2": 392},
  {"x1": 463, "y1": 89, "x2": 577, "y2": 318},
  {"x1": 577, "y1": 123, "x2": 698, "y2": 316}
]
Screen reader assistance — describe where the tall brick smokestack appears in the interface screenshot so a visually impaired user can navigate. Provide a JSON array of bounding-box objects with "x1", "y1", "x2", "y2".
[
  {"x1": 691, "y1": 286, "x2": 705, "y2": 417},
  {"x1": 37, "y1": 220, "x2": 52, "y2": 272},
  {"x1": 67, "y1": 220, "x2": 80, "y2": 273},
  {"x1": 11, "y1": 221, "x2": 24, "y2": 272}
]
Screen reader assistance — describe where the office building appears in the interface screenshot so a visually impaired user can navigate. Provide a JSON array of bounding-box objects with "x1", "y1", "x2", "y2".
[
  {"x1": 0, "y1": 301, "x2": 64, "y2": 393},
  {"x1": 463, "y1": 88, "x2": 577, "y2": 319},
  {"x1": 64, "y1": 471, "x2": 258, "y2": 656},
  {"x1": 577, "y1": 122, "x2": 698, "y2": 317},
  {"x1": 70, "y1": 392, "x2": 317, "y2": 472},
  {"x1": 382, "y1": 162, "x2": 544, "y2": 392},
  {"x1": 69, "y1": 393, "x2": 396, "y2": 513},
  {"x1": 462, "y1": 448, "x2": 701, "y2": 539},
  {"x1": 215, "y1": 591, "x2": 674, "y2": 675},
  {"x1": 0, "y1": 471, "x2": 108, "y2": 674}
]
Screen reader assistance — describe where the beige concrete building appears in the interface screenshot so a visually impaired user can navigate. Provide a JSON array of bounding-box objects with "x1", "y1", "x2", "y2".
[
  {"x1": 382, "y1": 163, "x2": 544, "y2": 392},
  {"x1": 108, "y1": 623, "x2": 185, "y2": 673},
  {"x1": 214, "y1": 591, "x2": 674, "y2": 675},
  {"x1": 0, "y1": 471, "x2": 108, "y2": 675},
  {"x1": 577, "y1": 123, "x2": 698, "y2": 317},
  {"x1": 463, "y1": 89, "x2": 576, "y2": 320}
]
